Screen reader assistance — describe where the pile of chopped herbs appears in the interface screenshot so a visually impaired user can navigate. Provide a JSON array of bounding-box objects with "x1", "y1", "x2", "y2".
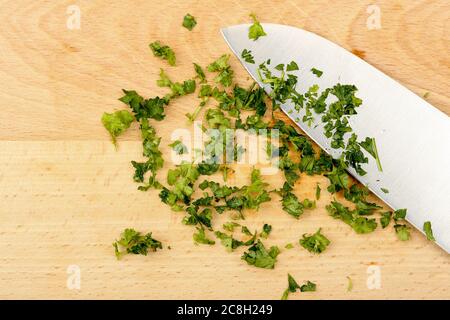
[{"x1": 102, "y1": 14, "x2": 433, "y2": 299}]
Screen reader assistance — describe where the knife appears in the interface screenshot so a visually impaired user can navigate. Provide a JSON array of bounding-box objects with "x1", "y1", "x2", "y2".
[{"x1": 221, "y1": 23, "x2": 450, "y2": 252}]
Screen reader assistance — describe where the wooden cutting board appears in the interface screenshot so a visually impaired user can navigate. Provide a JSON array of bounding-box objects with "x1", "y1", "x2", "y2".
[{"x1": 0, "y1": 0, "x2": 448, "y2": 299}]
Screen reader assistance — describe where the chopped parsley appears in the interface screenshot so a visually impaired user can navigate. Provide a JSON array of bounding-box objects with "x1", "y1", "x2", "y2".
[
  {"x1": 281, "y1": 274, "x2": 317, "y2": 300},
  {"x1": 380, "y1": 187, "x2": 389, "y2": 194},
  {"x1": 393, "y1": 209, "x2": 410, "y2": 241},
  {"x1": 113, "y1": 228, "x2": 162, "y2": 260},
  {"x1": 260, "y1": 224, "x2": 272, "y2": 239},
  {"x1": 241, "y1": 49, "x2": 255, "y2": 64},
  {"x1": 149, "y1": 41, "x2": 176, "y2": 66},
  {"x1": 207, "y1": 54, "x2": 234, "y2": 87},
  {"x1": 311, "y1": 68, "x2": 323, "y2": 77},
  {"x1": 193, "y1": 63, "x2": 206, "y2": 83},
  {"x1": 423, "y1": 221, "x2": 435, "y2": 241},
  {"x1": 101, "y1": 110, "x2": 134, "y2": 146},
  {"x1": 347, "y1": 276, "x2": 353, "y2": 292},
  {"x1": 169, "y1": 140, "x2": 188, "y2": 155},
  {"x1": 327, "y1": 201, "x2": 378, "y2": 234},
  {"x1": 279, "y1": 182, "x2": 315, "y2": 219},
  {"x1": 242, "y1": 240, "x2": 280, "y2": 269},
  {"x1": 119, "y1": 89, "x2": 168, "y2": 121},
  {"x1": 315, "y1": 183, "x2": 321, "y2": 200},
  {"x1": 193, "y1": 228, "x2": 215, "y2": 245},
  {"x1": 286, "y1": 61, "x2": 299, "y2": 71},
  {"x1": 182, "y1": 13, "x2": 197, "y2": 31},
  {"x1": 299, "y1": 228, "x2": 330, "y2": 254},
  {"x1": 248, "y1": 13, "x2": 266, "y2": 40},
  {"x1": 360, "y1": 137, "x2": 383, "y2": 172}
]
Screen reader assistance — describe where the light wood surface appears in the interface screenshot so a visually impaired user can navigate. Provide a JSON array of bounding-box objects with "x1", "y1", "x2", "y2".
[{"x1": 0, "y1": 0, "x2": 449, "y2": 300}]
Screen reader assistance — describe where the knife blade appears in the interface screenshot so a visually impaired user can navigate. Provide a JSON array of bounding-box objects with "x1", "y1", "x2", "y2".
[{"x1": 221, "y1": 23, "x2": 450, "y2": 252}]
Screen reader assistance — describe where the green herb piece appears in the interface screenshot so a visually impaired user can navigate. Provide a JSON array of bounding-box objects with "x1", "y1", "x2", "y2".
[
  {"x1": 242, "y1": 240, "x2": 280, "y2": 269},
  {"x1": 360, "y1": 137, "x2": 383, "y2": 172},
  {"x1": 281, "y1": 289, "x2": 289, "y2": 300},
  {"x1": 193, "y1": 228, "x2": 215, "y2": 245},
  {"x1": 324, "y1": 162, "x2": 350, "y2": 193},
  {"x1": 193, "y1": 63, "x2": 206, "y2": 83},
  {"x1": 131, "y1": 118, "x2": 164, "y2": 188},
  {"x1": 223, "y1": 222, "x2": 240, "y2": 232},
  {"x1": 394, "y1": 208, "x2": 407, "y2": 220},
  {"x1": 167, "y1": 163, "x2": 200, "y2": 199},
  {"x1": 241, "y1": 49, "x2": 255, "y2": 64},
  {"x1": 347, "y1": 276, "x2": 353, "y2": 292},
  {"x1": 182, "y1": 13, "x2": 197, "y2": 31},
  {"x1": 380, "y1": 187, "x2": 389, "y2": 194},
  {"x1": 149, "y1": 41, "x2": 176, "y2": 66},
  {"x1": 119, "y1": 90, "x2": 168, "y2": 121},
  {"x1": 287, "y1": 273, "x2": 301, "y2": 292},
  {"x1": 183, "y1": 206, "x2": 213, "y2": 228},
  {"x1": 394, "y1": 224, "x2": 411, "y2": 241},
  {"x1": 248, "y1": 13, "x2": 266, "y2": 41},
  {"x1": 311, "y1": 68, "x2": 323, "y2": 77},
  {"x1": 285, "y1": 243, "x2": 294, "y2": 249},
  {"x1": 327, "y1": 201, "x2": 377, "y2": 234},
  {"x1": 286, "y1": 61, "x2": 299, "y2": 71},
  {"x1": 197, "y1": 162, "x2": 220, "y2": 175},
  {"x1": 299, "y1": 228, "x2": 330, "y2": 254},
  {"x1": 281, "y1": 274, "x2": 316, "y2": 299},
  {"x1": 380, "y1": 211, "x2": 392, "y2": 228},
  {"x1": 169, "y1": 140, "x2": 188, "y2": 155},
  {"x1": 157, "y1": 69, "x2": 196, "y2": 99},
  {"x1": 241, "y1": 226, "x2": 253, "y2": 236},
  {"x1": 260, "y1": 224, "x2": 272, "y2": 239},
  {"x1": 101, "y1": 110, "x2": 134, "y2": 146},
  {"x1": 113, "y1": 228, "x2": 162, "y2": 260},
  {"x1": 315, "y1": 184, "x2": 321, "y2": 200},
  {"x1": 391, "y1": 208, "x2": 411, "y2": 240},
  {"x1": 279, "y1": 182, "x2": 315, "y2": 219},
  {"x1": 207, "y1": 54, "x2": 234, "y2": 87},
  {"x1": 300, "y1": 281, "x2": 317, "y2": 292},
  {"x1": 215, "y1": 231, "x2": 246, "y2": 251},
  {"x1": 423, "y1": 92, "x2": 430, "y2": 98},
  {"x1": 423, "y1": 221, "x2": 435, "y2": 241}
]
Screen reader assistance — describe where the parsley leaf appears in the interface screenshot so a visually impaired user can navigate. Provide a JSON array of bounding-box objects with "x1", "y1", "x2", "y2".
[
  {"x1": 157, "y1": 69, "x2": 196, "y2": 99},
  {"x1": 223, "y1": 222, "x2": 240, "y2": 232},
  {"x1": 149, "y1": 41, "x2": 176, "y2": 66},
  {"x1": 327, "y1": 201, "x2": 377, "y2": 234},
  {"x1": 248, "y1": 13, "x2": 267, "y2": 41},
  {"x1": 279, "y1": 182, "x2": 315, "y2": 219},
  {"x1": 423, "y1": 221, "x2": 435, "y2": 241},
  {"x1": 380, "y1": 211, "x2": 392, "y2": 228},
  {"x1": 207, "y1": 55, "x2": 234, "y2": 87},
  {"x1": 360, "y1": 137, "x2": 383, "y2": 172},
  {"x1": 315, "y1": 183, "x2": 321, "y2": 200},
  {"x1": 182, "y1": 13, "x2": 197, "y2": 31},
  {"x1": 286, "y1": 61, "x2": 299, "y2": 71},
  {"x1": 311, "y1": 68, "x2": 323, "y2": 77},
  {"x1": 241, "y1": 49, "x2": 255, "y2": 64},
  {"x1": 113, "y1": 228, "x2": 162, "y2": 260},
  {"x1": 131, "y1": 118, "x2": 164, "y2": 187},
  {"x1": 299, "y1": 228, "x2": 330, "y2": 254},
  {"x1": 260, "y1": 224, "x2": 272, "y2": 239},
  {"x1": 193, "y1": 228, "x2": 215, "y2": 245},
  {"x1": 281, "y1": 274, "x2": 316, "y2": 300},
  {"x1": 169, "y1": 140, "x2": 188, "y2": 155},
  {"x1": 193, "y1": 63, "x2": 206, "y2": 83},
  {"x1": 119, "y1": 90, "x2": 168, "y2": 121},
  {"x1": 392, "y1": 208, "x2": 410, "y2": 241},
  {"x1": 101, "y1": 110, "x2": 134, "y2": 146},
  {"x1": 300, "y1": 281, "x2": 317, "y2": 292},
  {"x1": 242, "y1": 240, "x2": 280, "y2": 269}
]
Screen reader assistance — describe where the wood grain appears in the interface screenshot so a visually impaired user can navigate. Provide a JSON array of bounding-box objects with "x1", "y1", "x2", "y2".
[{"x1": 0, "y1": 0, "x2": 449, "y2": 299}]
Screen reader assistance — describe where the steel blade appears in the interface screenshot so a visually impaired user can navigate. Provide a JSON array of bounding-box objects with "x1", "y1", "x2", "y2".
[{"x1": 221, "y1": 23, "x2": 450, "y2": 252}]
